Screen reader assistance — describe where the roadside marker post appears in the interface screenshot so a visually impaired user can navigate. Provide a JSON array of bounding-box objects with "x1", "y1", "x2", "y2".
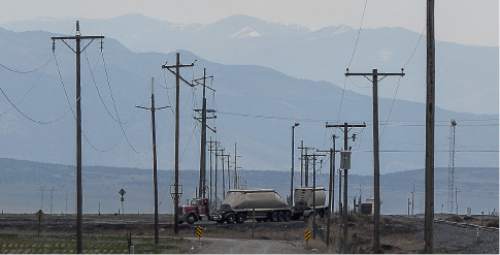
[
  {"x1": 194, "y1": 226, "x2": 204, "y2": 247},
  {"x1": 304, "y1": 229, "x2": 312, "y2": 248}
]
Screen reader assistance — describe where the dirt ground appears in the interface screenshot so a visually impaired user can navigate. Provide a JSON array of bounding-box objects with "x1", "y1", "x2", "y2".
[{"x1": 0, "y1": 213, "x2": 497, "y2": 254}]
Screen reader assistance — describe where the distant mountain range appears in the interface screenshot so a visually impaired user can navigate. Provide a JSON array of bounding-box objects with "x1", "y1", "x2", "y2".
[
  {"x1": 0, "y1": 26, "x2": 497, "y2": 173},
  {"x1": 0, "y1": 158, "x2": 497, "y2": 215},
  {"x1": 3, "y1": 14, "x2": 498, "y2": 114}
]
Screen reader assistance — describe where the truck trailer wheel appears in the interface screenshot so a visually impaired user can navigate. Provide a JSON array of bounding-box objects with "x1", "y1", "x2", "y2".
[
  {"x1": 186, "y1": 214, "x2": 197, "y2": 224},
  {"x1": 272, "y1": 212, "x2": 280, "y2": 222},
  {"x1": 225, "y1": 213, "x2": 236, "y2": 224},
  {"x1": 236, "y1": 213, "x2": 246, "y2": 224}
]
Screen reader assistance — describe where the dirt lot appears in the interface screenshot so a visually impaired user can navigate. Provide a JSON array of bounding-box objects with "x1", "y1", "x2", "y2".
[{"x1": 0, "y1": 213, "x2": 497, "y2": 253}]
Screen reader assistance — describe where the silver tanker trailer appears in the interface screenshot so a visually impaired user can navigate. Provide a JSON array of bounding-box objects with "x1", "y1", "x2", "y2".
[
  {"x1": 212, "y1": 187, "x2": 327, "y2": 223},
  {"x1": 212, "y1": 189, "x2": 291, "y2": 223}
]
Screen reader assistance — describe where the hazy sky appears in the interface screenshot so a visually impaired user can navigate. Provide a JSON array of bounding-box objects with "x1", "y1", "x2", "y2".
[{"x1": 1, "y1": 0, "x2": 498, "y2": 47}]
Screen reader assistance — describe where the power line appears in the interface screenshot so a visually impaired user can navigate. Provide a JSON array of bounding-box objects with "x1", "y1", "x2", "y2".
[
  {"x1": 99, "y1": 49, "x2": 139, "y2": 153},
  {"x1": 0, "y1": 85, "x2": 67, "y2": 125},
  {"x1": 84, "y1": 51, "x2": 124, "y2": 124},
  {"x1": 337, "y1": 0, "x2": 368, "y2": 123},
  {"x1": 216, "y1": 110, "x2": 498, "y2": 126},
  {"x1": 347, "y1": 0, "x2": 369, "y2": 68},
  {"x1": 53, "y1": 51, "x2": 121, "y2": 153},
  {"x1": 0, "y1": 58, "x2": 52, "y2": 74}
]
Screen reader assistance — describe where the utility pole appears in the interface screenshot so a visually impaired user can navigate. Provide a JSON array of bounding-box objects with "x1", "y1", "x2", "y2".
[
  {"x1": 326, "y1": 122, "x2": 366, "y2": 253},
  {"x1": 317, "y1": 134, "x2": 339, "y2": 247},
  {"x1": 136, "y1": 77, "x2": 169, "y2": 245},
  {"x1": 411, "y1": 183, "x2": 415, "y2": 216},
  {"x1": 345, "y1": 68, "x2": 405, "y2": 252},
  {"x1": 297, "y1": 143, "x2": 312, "y2": 187},
  {"x1": 338, "y1": 168, "x2": 342, "y2": 216},
  {"x1": 209, "y1": 141, "x2": 220, "y2": 207},
  {"x1": 193, "y1": 69, "x2": 216, "y2": 199},
  {"x1": 207, "y1": 138, "x2": 218, "y2": 207},
  {"x1": 162, "y1": 53, "x2": 195, "y2": 235},
  {"x1": 425, "y1": 0, "x2": 436, "y2": 252},
  {"x1": 448, "y1": 119, "x2": 457, "y2": 213},
  {"x1": 233, "y1": 143, "x2": 241, "y2": 189},
  {"x1": 49, "y1": 187, "x2": 55, "y2": 214},
  {"x1": 218, "y1": 149, "x2": 230, "y2": 199},
  {"x1": 300, "y1": 140, "x2": 304, "y2": 187},
  {"x1": 226, "y1": 154, "x2": 231, "y2": 190},
  {"x1": 51, "y1": 21, "x2": 104, "y2": 253},
  {"x1": 303, "y1": 152, "x2": 325, "y2": 239},
  {"x1": 290, "y1": 123, "x2": 299, "y2": 205}
]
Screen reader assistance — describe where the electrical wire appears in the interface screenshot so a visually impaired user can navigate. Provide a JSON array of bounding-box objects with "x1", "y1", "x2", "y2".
[
  {"x1": 84, "y1": 51, "x2": 124, "y2": 124},
  {"x1": 0, "y1": 58, "x2": 52, "y2": 74},
  {"x1": 0, "y1": 85, "x2": 67, "y2": 125},
  {"x1": 336, "y1": 0, "x2": 368, "y2": 123},
  {"x1": 0, "y1": 75, "x2": 41, "y2": 118},
  {"x1": 99, "y1": 50, "x2": 139, "y2": 153},
  {"x1": 53, "y1": 51, "x2": 121, "y2": 153},
  {"x1": 347, "y1": 0, "x2": 369, "y2": 68}
]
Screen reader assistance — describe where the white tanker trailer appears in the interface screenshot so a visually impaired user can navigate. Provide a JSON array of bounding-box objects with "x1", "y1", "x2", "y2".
[
  {"x1": 212, "y1": 189, "x2": 292, "y2": 223},
  {"x1": 212, "y1": 187, "x2": 327, "y2": 224}
]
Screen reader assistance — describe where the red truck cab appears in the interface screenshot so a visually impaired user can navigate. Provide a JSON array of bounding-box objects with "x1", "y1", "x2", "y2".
[{"x1": 179, "y1": 198, "x2": 209, "y2": 224}]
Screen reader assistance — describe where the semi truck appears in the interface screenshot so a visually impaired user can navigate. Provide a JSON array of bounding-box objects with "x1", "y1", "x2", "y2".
[
  {"x1": 212, "y1": 189, "x2": 291, "y2": 223},
  {"x1": 178, "y1": 197, "x2": 210, "y2": 224},
  {"x1": 212, "y1": 187, "x2": 327, "y2": 224}
]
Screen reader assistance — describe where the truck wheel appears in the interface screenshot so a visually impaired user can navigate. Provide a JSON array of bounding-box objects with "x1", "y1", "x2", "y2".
[
  {"x1": 236, "y1": 213, "x2": 246, "y2": 224},
  {"x1": 283, "y1": 212, "x2": 291, "y2": 222},
  {"x1": 272, "y1": 212, "x2": 280, "y2": 222},
  {"x1": 225, "y1": 213, "x2": 236, "y2": 224},
  {"x1": 186, "y1": 214, "x2": 197, "y2": 225}
]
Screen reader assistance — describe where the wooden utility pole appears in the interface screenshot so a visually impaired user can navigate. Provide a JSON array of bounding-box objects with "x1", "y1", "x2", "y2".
[
  {"x1": 162, "y1": 53, "x2": 195, "y2": 235},
  {"x1": 318, "y1": 135, "x2": 339, "y2": 247},
  {"x1": 303, "y1": 152, "x2": 325, "y2": 240},
  {"x1": 297, "y1": 143, "x2": 312, "y2": 187},
  {"x1": 207, "y1": 138, "x2": 218, "y2": 207},
  {"x1": 233, "y1": 143, "x2": 241, "y2": 189},
  {"x1": 338, "y1": 168, "x2": 342, "y2": 216},
  {"x1": 51, "y1": 21, "x2": 104, "y2": 253},
  {"x1": 326, "y1": 122, "x2": 366, "y2": 253},
  {"x1": 218, "y1": 149, "x2": 230, "y2": 199},
  {"x1": 193, "y1": 68, "x2": 216, "y2": 199},
  {"x1": 300, "y1": 140, "x2": 304, "y2": 186},
  {"x1": 136, "y1": 78, "x2": 169, "y2": 245},
  {"x1": 425, "y1": 0, "x2": 435, "y2": 252},
  {"x1": 290, "y1": 123, "x2": 299, "y2": 205},
  {"x1": 345, "y1": 68, "x2": 404, "y2": 252}
]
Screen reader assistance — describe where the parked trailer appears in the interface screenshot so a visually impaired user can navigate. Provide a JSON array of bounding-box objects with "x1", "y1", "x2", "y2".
[
  {"x1": 212, "y1": 189, "x2": 292, "y2": 224},
  {"x1": 291, "y1": 187, "x2": 327, "y2": 219}
]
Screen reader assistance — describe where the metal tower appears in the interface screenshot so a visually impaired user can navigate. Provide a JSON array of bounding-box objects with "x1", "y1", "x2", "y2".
[{"x1": 447, "y1": 119, "x2": 457, "y2": 213}]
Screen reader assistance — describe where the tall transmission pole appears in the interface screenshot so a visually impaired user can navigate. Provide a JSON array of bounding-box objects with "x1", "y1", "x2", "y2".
[
  {"x1": 193, "y1": 69, "x2": 216, "y2": 199},
  {"x1": 233, "y1": 143, "x2": 241, "y2": 189},
  {"x1": 300, "y1": 140, "x2": 304, "y2": 187},
  {"x1": 425, "y1": 0, "x2": 436, "y2": 252},
  {"x1": 162, "y1": 53, "x2": 195, "y2": 235},
  {"x1": 345, "y1": 68, "x2": 405, "y2": 252},
  {"x1": 207, "y1": 138, "x2": 218, "y2": 207},
  {"x1": 317, "y1": 134, "x2": 339, "y2": 247},
  {"x1": 290, "y1": 123, "x2": 299, "y2": 205},
  {"x1": 447, "y1": 119, "x2": 457, "y2": 213},
  {"x1": 303, "y1": 152, "x2": 325, "y2": 239},
  {"x1": 326, "y1": 122, "x2": 366, "y2": 253},
  {"x1": 136, "y1": 77, "x2": 169, "y2": 245},
  {"x1": 49, "y1": 187, "x2": 55, "y2": 214},
  {"x1": 51, "y1": 21, "x2": 104, "y2": 253}
]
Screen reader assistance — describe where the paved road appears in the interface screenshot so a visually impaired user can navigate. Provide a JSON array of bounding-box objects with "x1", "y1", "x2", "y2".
[{"x1": 187, "y1": 237, "x2": 306, "y2": 254}]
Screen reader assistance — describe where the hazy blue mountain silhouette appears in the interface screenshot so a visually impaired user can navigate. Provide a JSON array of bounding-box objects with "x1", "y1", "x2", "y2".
[
  {"x1": 4, "y1": 14, "x2": 498, "y2": 114},
  {"x1": 0, "y1": 27, "x2": 497, "y2": 175}
]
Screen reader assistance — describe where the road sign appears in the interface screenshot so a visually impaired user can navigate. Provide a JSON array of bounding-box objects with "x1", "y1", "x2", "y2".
[
  {"x1": 194, "y1": 226, "x2": 204, "y2": 238},
  {"x1": 304, "y1": 229, "x2": 312, "y2": 241}
]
